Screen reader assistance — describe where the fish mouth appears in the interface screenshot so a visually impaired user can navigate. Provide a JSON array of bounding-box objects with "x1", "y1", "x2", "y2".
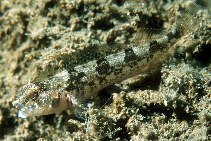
[
  {"x1": 12, "y1": 102, "x2": 29, "y2": 118},
  {"x1": 12, "y1": 101, "x2": 36, "y2": 119},
  {"x1": 18, "y1": 109, "x2": 29, "y2": 118}
]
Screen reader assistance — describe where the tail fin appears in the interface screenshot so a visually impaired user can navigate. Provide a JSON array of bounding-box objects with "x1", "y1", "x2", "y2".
[
  {"x1": 176, "y1": 1, "x2": 201, "y2": 34},
  {"x1": 133, "y1": 1, "x2": 202, "y2": 46}
]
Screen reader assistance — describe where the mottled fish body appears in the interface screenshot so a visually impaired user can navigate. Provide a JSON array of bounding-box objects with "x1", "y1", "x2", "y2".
[{"x1": 12, "y1": 1, "x2": 201, "y2": 118}]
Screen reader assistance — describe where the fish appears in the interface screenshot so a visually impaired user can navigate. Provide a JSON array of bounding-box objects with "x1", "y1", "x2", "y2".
[{"x1": 12, "y1": 1, "x2": 201, "y2": 118}]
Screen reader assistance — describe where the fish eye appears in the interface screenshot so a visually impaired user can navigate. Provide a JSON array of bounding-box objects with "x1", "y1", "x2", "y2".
[{"x1": 30, "y1": 91, "x2": 39, "y2": 100}]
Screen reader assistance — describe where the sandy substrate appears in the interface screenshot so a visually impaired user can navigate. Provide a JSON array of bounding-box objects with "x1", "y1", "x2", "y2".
[{"x1": 0, "y1": 0, "x2": 210, "y2": 140}]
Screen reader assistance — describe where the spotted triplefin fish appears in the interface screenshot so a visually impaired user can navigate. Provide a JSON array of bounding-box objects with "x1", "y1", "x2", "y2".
[{"x1": 12, "y1": 1, "x2": 201, "y2": 118}]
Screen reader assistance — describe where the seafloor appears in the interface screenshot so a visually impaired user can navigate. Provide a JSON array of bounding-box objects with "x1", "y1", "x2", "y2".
[{"x1": 0, "y1": 0, "x2": 210, "y2": 140}]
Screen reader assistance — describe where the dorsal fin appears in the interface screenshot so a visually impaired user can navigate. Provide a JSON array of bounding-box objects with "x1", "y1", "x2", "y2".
[
  {"x1": 33, "y1": 42, "x2": 129, "y2": 83},
  {"x1": 133, "y1": 28, "x2": 167, "y2": 45},
  {"x1": 33, "y1": 1, "x2": 202, "y2": 83}
]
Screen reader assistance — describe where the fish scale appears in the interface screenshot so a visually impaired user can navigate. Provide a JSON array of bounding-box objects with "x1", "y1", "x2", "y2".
[{"x1": 12, "y1": 1, "x2": 201, "y2": 118}]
